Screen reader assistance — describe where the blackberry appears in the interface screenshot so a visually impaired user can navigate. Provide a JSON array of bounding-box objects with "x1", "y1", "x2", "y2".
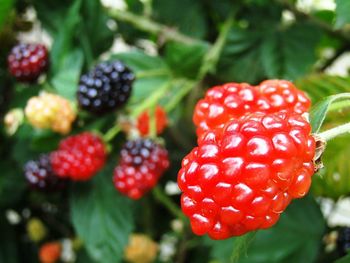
[
  {"x1": 24, "y1": 154, "x2": 67, "y2": 191},
  {"x1": 337, "y1": 227, "x2": 350, "y2": 256},
  {"x1": 77, "y1": 60, "x2": 135, "y2": 114},
  {"x1": 8, "y1": 43, "x2": 49, "y2": 82}
]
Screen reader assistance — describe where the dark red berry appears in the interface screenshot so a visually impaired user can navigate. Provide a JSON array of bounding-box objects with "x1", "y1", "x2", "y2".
[
  {"x1": 178, "y1": 111, "x2": 315, "y2": 239},
  {"x1": 7, "y1": 43, "x2": 49, "y2": 82},
  {"x1": 113, "y1": 139, "x2": 169, "y2": 199},
  {"x1": 77, "y1": 60, "x2": 135, "y2": 114},
  {"x1": 51, "y1": 132, "x2": 106, "y2": 181},
  {"x1": 193, "y1": 80, "x2": 310, "y2": 137},
  {"x1": 24, "y1": 154, "x2": 67, "y2": 191}
]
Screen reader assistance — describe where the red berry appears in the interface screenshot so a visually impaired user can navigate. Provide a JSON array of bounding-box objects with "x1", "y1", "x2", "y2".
[
  {"x1": 113, "y1": 139, "x2": 169, "y2": 199},
  {"x1": 137, "y1": 106, "x2": 168, "y2": 136},
  {"x1": 51, "y1": 132, "x2": 106, "y2": 181},
  {"x1": 8, "y1": 43, "x2": 49, "y2": 82},
  {"x1": 39, "y1": 242, "x2": 61, "y2": 263},
  {"x1": 193, "y1": 80, "x2": 310, "y2": 137},
  {"x1": 24, "y1": 154, "x2": 68, "y2": 192},
  {"x1": 178, "y1": 111, "x2": 315, "y2": 239}
]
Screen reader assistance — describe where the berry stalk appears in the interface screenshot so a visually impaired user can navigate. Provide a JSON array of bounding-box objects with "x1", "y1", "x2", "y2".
[{"x1": 318, "y1": 122, "x2": 350, "y2": 141}]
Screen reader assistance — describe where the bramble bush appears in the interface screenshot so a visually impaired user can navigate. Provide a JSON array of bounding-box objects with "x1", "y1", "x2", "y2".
[{"x1": 1, "y1": 0, "x2": 350, "y2": 262}]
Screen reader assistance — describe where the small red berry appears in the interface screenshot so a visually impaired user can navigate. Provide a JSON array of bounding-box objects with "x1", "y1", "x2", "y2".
[
  {"x1": 113, "y1": 139, "x2": 169, "y2": 199},
  {"x1": 178, "y1": 111, "x2": 315, "y2": 239},
  {"x1": 8, "y1": 43, "x2": 49, "y2": 82},
  {"x1": 193, "y1": 80, "x2": 310, "y2": 137},
  {"x1": 39, "y1": 242, "x2": 61, "y2": 263},
  {"x1": 24, "y1": 154, "x2": 68, "y2": 192},
  {"x1": 51, "y1": 132, "x2": 106, "y2": 181},
  {"x1": 137, "y1": 106, "x2": 168, "y2": 136}
]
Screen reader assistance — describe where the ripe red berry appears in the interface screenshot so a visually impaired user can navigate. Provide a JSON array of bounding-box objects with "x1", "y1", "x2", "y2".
[
  {"x1": 8, "y1": 43, "x2": 49, "y2": 82},
  {"x1": 39, "y1": 242, "x2": 61, "y2": 263},
  {"x1": 137, "y1": 106, "x2": 168, "y2": 136},
  {"x1": 51, "y1": 132, "x2": 106, "y2": 181},
  {"x1": 24, "y1": 154, "x2": 68, "y2": 192},
  {"x1": 113, "y1": 139, "x2": 169, "y2": 200},
  {"x1": 193, "y1": 80, "x2": 310, "y2": 137},
  {"x1": 178, "y1": 111, "x2": 315, "y2": 239}
]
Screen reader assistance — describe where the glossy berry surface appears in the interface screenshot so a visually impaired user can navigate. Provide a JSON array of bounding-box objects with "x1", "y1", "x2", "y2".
[
  {"x1": 8, "y1": 43, "x2": 49, "y2": 82},
  {"x1": 24, "y1": 154, "x2": 67, "y2": 192},
  {"x1": 77, "y1": 60, "x2": 135, "y2": 114},
  {"x1": 114, "y1": 139, "x2": 169, "y2": 200},
  {"x1": 51, "y1": 132, "x2": 106, "y2": 181},
  {"x1": 193, "y1": 80, "x2": 311, "y2": 137},
  {"x1": 337, "y1": 228, "x2": 350, "y2": 256},
  {"x1": 25, "y1": 92, "x2": 76, "y2": 134},
  {"x1": 178, "y1": 111, "x2": 315, "y2": 239},
  {"x1": 137, "y1": 106, "x2": 168, "y2": 136}
]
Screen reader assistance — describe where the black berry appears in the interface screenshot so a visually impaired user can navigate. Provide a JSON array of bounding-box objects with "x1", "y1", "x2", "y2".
[{"x1": 77, "y1": 60, "x2": 134, "y2": 114}]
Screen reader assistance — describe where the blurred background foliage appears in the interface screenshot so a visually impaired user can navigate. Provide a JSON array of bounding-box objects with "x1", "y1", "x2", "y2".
[{"x1": 1, "y1": 0, "x2": 350, "y2": 262}]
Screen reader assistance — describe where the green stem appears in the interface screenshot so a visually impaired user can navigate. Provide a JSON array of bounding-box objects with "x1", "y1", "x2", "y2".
[
  {"x1": 108, "y1": 9, "x2": 199, "y2": 45},
  {"x1": 318, "y1": 122, "x2": 350, "y2": 141},
  {"x1": 164, "y1": 80, "x2": 195, "y2": 113},
  {"x1": 103, "y1": 125, "x2": 121, "y2": 142},
  {"x1": 198, "y1": 14, "x2": 234, "y2": 79},
  {"x1": 131, "y1": 81, "x2": 172, "y2": 118},
  {"x1": 152, "y1": 186, "x2": 187, "y2": 222}
]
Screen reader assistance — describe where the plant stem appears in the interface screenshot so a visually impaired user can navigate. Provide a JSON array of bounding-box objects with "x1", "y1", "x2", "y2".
[
  {"x1": 103, "y1": 125, "x2": 121, "y2": 142},
  {"x1": 318, "y1": 122, "x2": 350, "y2": 141},
  {"x1": 152, "y1": 186, "x2": 187, "y2": 222},
  {"x1": 275, "y1": 0, "x2": 350, "y2": 42},
  {"x1": 198, "y1": 14, "x2": 234, "y2": 79},
  {"x1": 108, "y1": 9, "x2": 199, "y2": 45}
]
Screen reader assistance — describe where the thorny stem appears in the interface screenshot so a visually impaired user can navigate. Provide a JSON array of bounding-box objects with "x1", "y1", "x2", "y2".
[
  {"x1": 318, "y1": 122, "x2": 350, "y2": 141},
  {"x1": 152, "y1": 186, "x2": 187, "y2": 222}
]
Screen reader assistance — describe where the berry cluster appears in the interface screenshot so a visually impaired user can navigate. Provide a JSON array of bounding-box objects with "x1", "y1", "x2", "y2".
[
  {"x1": 193, "y1": 80, "x2": 310, "y2": 137},
  {"x1": 8, "y1": 43, "x2": 49, "y2": 82},
  {"x1": 178, "y1": 80, "x2": 315, "y2": 239},
  {"x1": 51, "y1": 132, "x2": 106, "y2": 181},
  {"x1": 25, "y1": 92, "x2": 76, "y2": 134},
  {"x1": 24, "y1": 154, "x2": 68, "y2": 192},
  {"x1": 137, "y1": 106, "x2": 168, "y2": 136},
  {"x1": 77, "y1": 60, "x2": 135, "y2": 114},
  {"x1": 113, "y1": 139, "x2": 169, "y2": 199}
]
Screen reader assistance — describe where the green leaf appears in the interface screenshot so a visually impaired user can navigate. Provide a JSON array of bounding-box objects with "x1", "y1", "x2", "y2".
[
  {"x1": 111, "y1": 51, "x2": 171, "y2": 102},
  {"x1": 152, "y1": 0, "x2": 207, "y2": 38},
  {"x1": 210, "y1": 197, "x2": 325, "y2": 263},
  {"x1": 218, "y1": 22, "x2": 321, "y2": 83},
  {"x1": 335, "y1": 254, "x2": 350, "y2": 263},
  {"x1": 50, "y1": 0, "x2": 82, "y2": 73},
  {"x1": 230, "y1": 232, "x2": 257, "y2": 263},
  {"x1": 0, "y1": 0, "x2": 13, "y2": 30},
  {"x1": 335, "y1": 0, "x2": 350, "y2": 28},
  {"x1": 165, "y1": 41, "x2": 209, "y2": 79},
  {"x1": 71, "y1": 162, "x2": 134, "y2": 263},
  {"x1": 52, "y1": 49, "x2": 84, "y2": 100},
  {"x1": 310, "y1": 93, "x2": 350, "y2": 133}
]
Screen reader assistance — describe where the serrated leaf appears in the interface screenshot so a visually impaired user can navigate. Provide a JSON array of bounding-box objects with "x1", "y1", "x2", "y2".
[
  {"x1": 52, "y1": 49, "x2": 84, "y2": 100},
  {"x1": 335, "y1": 0, "x2": 350, "y2": 28},
  {"x1": 71, "y1": 163, "x2": 134, "y2": 263},
  {"x1": 165, "y1": 41, "x2": 209, "y2": 79},
  {"x1": 310, "y1": 93, "x2": 350, "y2": 133},
  {"x1": 210, "y1": 197, "x2": 325, "y2": 263}
]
